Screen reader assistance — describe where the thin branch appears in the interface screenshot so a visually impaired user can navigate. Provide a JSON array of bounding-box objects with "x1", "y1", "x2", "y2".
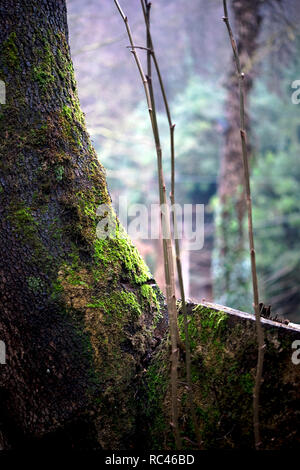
[
  {"x1": 222, "y1": 0, "x2": 265, "y2": 451},
  {"x1": 126, "y1": 45, "x2": 153, "y2": 52},
  {"x1": 114, "y1": 0, "x2": 152, "y2": 113},
  {"x1": 144, "y1": 0, "x2": 181, "y2": 449},
  {"x1": 114, "y1": 0, "x2": 181, "y2": 449},
  {"x1": 141, "y1": 0, "x2": 202, "y2": 449}
]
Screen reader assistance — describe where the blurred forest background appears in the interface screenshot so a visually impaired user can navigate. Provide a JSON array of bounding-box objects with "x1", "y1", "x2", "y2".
[{"x1": 66, "y1": 0, "x2": 300, "y2": 322}]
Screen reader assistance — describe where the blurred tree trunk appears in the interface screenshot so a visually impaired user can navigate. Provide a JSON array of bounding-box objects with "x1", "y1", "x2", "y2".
[
  {"x1": 0, "y1": 0, "x2": 164, "y2": 450},
  {"x1": 215, "y1": 0, "x2": 262, "y2": 309}
]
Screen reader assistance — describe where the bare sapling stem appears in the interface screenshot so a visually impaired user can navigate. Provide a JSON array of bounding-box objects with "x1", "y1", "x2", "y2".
[
  {"x1": 114, "y1": 0, "x2": 181, "y2": 449},
  {"x1": 141, "y1": 0, "x2": 202, "y2": 449},
  {"x1": 222, "y1": 0, "x2": 265, "y2": 450}
]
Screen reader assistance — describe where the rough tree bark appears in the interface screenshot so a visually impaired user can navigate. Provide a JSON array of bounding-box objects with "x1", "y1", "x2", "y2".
[
  {"x1": 0, "y1": 0, "x2": 164, "y2": 450},
  {"x1": 215, "y1": 0, "x2": 262, "y2": 308}
]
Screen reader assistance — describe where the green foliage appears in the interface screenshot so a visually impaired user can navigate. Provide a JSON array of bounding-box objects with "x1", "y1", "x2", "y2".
[
  {"x1": 213, "y1": 36, "x2": 300, "y2": 321},
  {"x1": 212, "y1": 196, "x2": 253, "y2": 312},
  {"x1": 96, "y1": 76, "x2": 224, "y2": 206},
  {"x1": 173, "y1": 78, "x2": 224, "y2": 201},
  {"x1": 249, "y1": 56, "x2": 300, "y2": 320}
]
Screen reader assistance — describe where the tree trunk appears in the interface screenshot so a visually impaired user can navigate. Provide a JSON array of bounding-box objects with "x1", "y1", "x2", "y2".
[
  {"x1": 0, "y1": 0, "x2": 164, "y2": 450},
  {"x1": 214, "y1": 0, "x2": 262, "y2": 309}
]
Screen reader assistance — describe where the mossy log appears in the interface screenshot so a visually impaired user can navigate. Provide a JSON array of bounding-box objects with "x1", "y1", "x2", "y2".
[{"x1": 141, "y1": 302, "x2": 300, "y2": 450}]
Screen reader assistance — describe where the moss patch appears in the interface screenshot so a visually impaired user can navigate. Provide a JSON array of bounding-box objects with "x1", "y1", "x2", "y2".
[
  {"x1": 2, "y1": 32, "x2": 20, "y2": 70},
  {"x1": 33, "y1": 40, "x2": 55, "y2": 89},
  {"x1": 93, "y1": 225, "x2": 152, "y2": 285}
]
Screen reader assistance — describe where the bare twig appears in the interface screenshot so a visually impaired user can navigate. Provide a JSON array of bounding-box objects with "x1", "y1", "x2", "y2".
[
  {"x1": 222, "y1": 0, "x2": 265, "y2": 450},
  {"x1": 126, "y1": 45, "x2": 153, "y2": 52},
  {"x1": 141, "y1": 0, "x2": 202, "y2": 449},
  {"x1": 114, "y1": 0, "x2": 181, "y2": 449},
  {"x1": 114, "y1": 0, "x2": 152, "y2": 112}
]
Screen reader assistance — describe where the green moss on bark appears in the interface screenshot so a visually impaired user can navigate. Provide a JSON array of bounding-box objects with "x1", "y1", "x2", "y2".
[{"x1": 2, "y1": 32, "x2": 20, "y2": 70}]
